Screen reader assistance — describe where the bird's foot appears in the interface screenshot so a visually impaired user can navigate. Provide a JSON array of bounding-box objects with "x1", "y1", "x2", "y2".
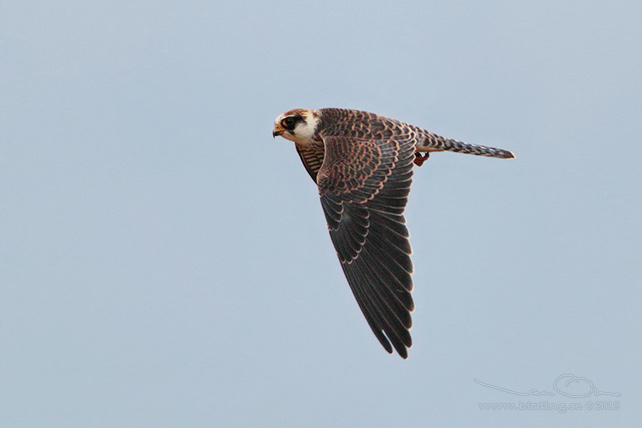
[{"x1": 414, "y1": 152, "x2": 430, "y2": 167}]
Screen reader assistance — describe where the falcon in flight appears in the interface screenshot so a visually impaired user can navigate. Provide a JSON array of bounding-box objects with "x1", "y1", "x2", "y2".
[{"x1": 273, "y1": 108, "x2": 514, "y2": 358}]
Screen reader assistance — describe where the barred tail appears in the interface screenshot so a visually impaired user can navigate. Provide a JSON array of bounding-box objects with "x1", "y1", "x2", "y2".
[{"x1": 417, "y1": 130, "x2": 515, "y2": 159}]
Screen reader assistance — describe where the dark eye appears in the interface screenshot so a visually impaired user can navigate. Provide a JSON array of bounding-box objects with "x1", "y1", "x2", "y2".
[{"x1": 281, "y1": 117, "x2": 296, "y2": 130}]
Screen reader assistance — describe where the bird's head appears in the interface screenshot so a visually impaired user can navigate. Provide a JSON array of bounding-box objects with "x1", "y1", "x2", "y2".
[{"x1": 273, "y1": 109, "x2": 319, "y2": 145}]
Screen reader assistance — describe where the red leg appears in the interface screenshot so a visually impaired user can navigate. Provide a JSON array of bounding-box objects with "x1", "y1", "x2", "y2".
[{"x1": 414, "y1": 152, "x2": 430, "y2": 167}]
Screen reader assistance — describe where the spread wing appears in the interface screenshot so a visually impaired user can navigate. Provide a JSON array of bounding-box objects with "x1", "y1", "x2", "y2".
[{"x1": 317, "y1": 134, "x2": 416, "y2": 358}]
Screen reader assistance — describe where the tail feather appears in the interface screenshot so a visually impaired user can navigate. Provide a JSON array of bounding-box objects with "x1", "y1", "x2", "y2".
[{"x1": 417, "y1": 130, "x2": 515, "y2": 159}]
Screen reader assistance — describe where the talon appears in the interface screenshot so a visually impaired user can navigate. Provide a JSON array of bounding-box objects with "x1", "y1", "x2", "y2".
[{"x1": 414, "y1": 152, "x2": 430, "y2": 167}]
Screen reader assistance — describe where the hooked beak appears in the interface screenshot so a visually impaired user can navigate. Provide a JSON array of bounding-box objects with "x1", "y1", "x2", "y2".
[{"x1": 272, "y1": 125, "x2": 283, "y2": 138}]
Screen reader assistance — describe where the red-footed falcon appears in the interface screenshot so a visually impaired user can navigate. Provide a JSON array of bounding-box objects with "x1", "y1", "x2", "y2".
[{"x1": 273, "y1": 108, "x2": 514, "y2": 358}]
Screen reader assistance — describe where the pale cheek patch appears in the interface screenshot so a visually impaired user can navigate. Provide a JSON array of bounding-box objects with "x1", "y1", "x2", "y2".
[{"x1": 293, "y1": 114, "x2": 319, "y2": 145}]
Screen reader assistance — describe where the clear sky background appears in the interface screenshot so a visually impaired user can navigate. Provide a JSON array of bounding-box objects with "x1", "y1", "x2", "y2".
[{"x1": 2, "y1": 1, "x2": 640, "y2": 426}]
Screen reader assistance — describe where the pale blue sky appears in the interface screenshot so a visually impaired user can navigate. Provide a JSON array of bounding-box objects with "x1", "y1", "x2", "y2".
[{"x1": 1, "y1": 1, "x2": 641, "y2": 426}]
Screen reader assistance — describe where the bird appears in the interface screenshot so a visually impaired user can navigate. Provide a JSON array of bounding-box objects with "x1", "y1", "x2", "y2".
[{"x1": 272, "y1": 108, "x2": 514, "y2": 358}]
